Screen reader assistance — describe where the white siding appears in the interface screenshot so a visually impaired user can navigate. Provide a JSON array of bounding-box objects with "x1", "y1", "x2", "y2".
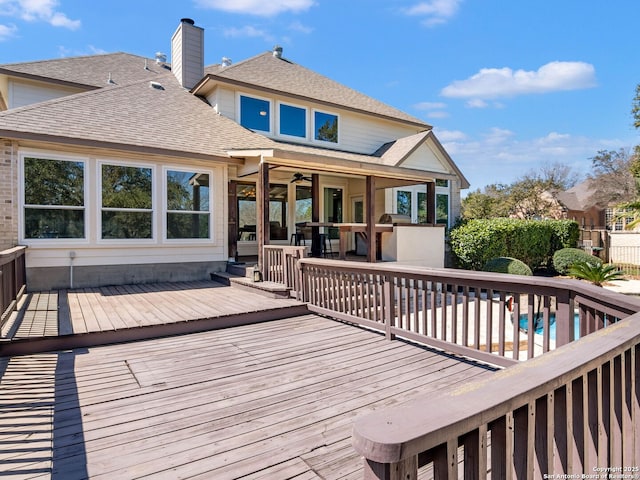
[
  {"x1": 9, "y1": 79, "x2": 84, "y2": 109},
  {"x1": 399, "y1": 143, "x2": 450, "y2": 174}
]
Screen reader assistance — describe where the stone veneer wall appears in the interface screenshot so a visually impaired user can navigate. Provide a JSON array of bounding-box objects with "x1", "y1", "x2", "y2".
[{"x1": 0, "y1": 140, "x2": 18, "y2": 250}]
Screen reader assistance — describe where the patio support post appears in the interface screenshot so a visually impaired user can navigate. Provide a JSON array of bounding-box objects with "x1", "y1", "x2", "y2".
[
  {"x1": 311, "y1": 173, "x2": 321, "y2": 257},
  {"x1": 426, "y1": 181, "x2": 436, "y2": 224},
  {"x1": 257, "y1": 160, "x2": 270, "y2": 276},
  {"x1": 366, "y1": 175, "x2": 376, "y2": 263},
  {"x1": 228, "y1": 180, "x2": 238, "y2": 261}
]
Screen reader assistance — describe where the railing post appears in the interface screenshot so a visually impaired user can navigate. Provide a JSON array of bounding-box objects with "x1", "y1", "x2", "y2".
[
  {"x1": 363, "y1": 456, "x2": 417, "y2": 480},
  {"x1": 556, "y1": 289, "x2": 574, "y2": 347},
  {"x1": 383, "y1": 274, "x2": 395, "y2": 341}
]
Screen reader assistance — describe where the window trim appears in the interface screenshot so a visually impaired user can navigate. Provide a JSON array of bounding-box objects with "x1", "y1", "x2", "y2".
[
  {"x1": 312, "y1": 108, "x2": 340, "y2": 145},
  {"x1": 277, "y1": 101, "x2": 308, "y2": 140},
  {"x1": 19, "y1": 150, "x2": 89, "y2": 245},
  {"x1": 237, "y1": 92, "x2": 273, "y2": 134},
  {"x1": 162, "y1": 166, "x2": 215, "y2": 243},
  {"x1": 96, "y1": 159, "x2": 156, "y2": 244}
]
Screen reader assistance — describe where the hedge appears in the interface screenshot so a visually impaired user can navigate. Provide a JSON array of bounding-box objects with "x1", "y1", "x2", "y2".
[{"x1": 449, "y1": 218, "x2": 579, "y2": 271}]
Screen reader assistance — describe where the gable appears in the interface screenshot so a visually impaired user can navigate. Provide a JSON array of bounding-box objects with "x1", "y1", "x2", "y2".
[{"x1": 397, "y1": 141, "x2": 451, "y2": 174}]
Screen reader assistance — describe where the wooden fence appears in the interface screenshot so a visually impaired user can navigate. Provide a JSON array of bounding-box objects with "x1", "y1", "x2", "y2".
[{"x1": 0, "y1": 246, "x2": 26, "y2": 328}]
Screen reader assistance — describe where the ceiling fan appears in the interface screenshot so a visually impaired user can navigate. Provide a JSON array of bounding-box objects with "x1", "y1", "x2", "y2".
[{"x1": 290, "y1": 172, "x2": 312, "y2": 184}]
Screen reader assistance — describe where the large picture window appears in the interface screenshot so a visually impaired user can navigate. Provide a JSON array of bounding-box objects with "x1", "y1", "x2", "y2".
[
  {"x1": 23, "y1": 156, "x2": 85, "y2": 239},
  {"x1": 166, "y1": 170, "x2": 211, "y2": 239},
  {"x1": 314, "y1": 111, "x2": 338, "y2": 143},
  {"x1": 240, "y1": 95, "x2": 270, "y2": 133},
  {"x1": 101, "y1": 164, "x2": 153, "y2": 239}
]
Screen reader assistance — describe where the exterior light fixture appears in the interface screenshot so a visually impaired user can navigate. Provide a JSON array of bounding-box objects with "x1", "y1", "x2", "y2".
[{"x1": 253, "y1": 265, "x2": 263, "y2": 282}]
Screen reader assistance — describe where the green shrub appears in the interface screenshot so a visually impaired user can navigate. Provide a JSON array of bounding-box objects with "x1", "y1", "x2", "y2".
[
  {"x1": 552, "y1": 248, "x2": 602, "y2": 275},
  {"x1": 482, "y1": 257, "x2": 533, "y2": 276},
  {"x1": 449, "y1": 218, "x2": 577, "y2": 271}
]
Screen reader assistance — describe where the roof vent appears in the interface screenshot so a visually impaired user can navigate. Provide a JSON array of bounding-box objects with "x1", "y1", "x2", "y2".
[
  {"x1": 273, "y1": 45, "x2": 283, "y2": 58},
  {"x1": 221, "y1": 57, "x2": 232, "y2": 67},
  {"x1": 155, "y1": 52, "x2": 167, "y2": 65},
  {"x1": 149, "y1": 81, "x2": 165, "y2": 90},
  {"x1": 144, "y1": 59, "x2": 149, "y2": 70},
  {"x1": 107, "y1": 72, "x2": 115, "y2": 84}
]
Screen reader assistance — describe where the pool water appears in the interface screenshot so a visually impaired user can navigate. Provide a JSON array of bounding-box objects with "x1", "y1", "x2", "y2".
[{"x1": 517, "y1": 313, "x2": 581, "y2": 341}]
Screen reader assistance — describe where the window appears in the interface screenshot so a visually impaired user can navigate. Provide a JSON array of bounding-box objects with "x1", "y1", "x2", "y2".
[
  {"x1": 269, "y1": 184, "x2": 288, "y2": 240},
  {"x1": 314, "y1": 111, "x2": 338, "y2": 143},
  {"x1": 101, "y1": 164, "x2": 153, "y2": 239},
  {"x1": 240, "y1": 95, "x2": 270, "y2": 132},
  {"x1": 396, "y1": 191, "x2": 412, "y2": 216},
  {"x1": 166, "y1": 170, "x2": 211, "y2": 239},
  {"x1": 418, "y1": 192, "x2": 427, "y2": 223},
  {"x1": 436, "y1": 179, "x2": 449, "y2": 187},
  {"x1": 436, "y1": 193, "x2": 449, "y2": 225},
  {"x1": 324, "y1": 187, "x2": 343, "y2": 239},
  {"x1": 279, "y1": 103, "x2": 306, "y2": 138},
  {"x1": 237, "y1": 183, "x2": 257, "y2": 241},
  {"x1": 23, "y1": 156, "x2": 85, "y2": 239}
]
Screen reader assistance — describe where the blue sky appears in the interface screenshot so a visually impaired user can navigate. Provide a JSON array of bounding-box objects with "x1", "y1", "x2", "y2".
[{"x1": 1, "y1": 0, "x2": 639, "y2": 192}]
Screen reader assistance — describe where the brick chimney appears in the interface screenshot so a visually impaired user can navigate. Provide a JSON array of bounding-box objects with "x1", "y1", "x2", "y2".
[{"x1": 171, "y1": 18, "x2": 204, "y2": 89}]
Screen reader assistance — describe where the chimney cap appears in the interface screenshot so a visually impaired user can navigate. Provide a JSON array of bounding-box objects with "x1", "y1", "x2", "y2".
[{"x1": 180, "y1": 18, "x2": 195, "y2": 25}]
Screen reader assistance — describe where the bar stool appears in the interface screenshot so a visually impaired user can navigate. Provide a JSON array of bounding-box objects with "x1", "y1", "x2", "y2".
[
  {"x1": 290, "y1": 232, "x2": 305, "y2": 246},
  {"x1": 319, "y1": 233, "x2": 335, "y2": 257}
]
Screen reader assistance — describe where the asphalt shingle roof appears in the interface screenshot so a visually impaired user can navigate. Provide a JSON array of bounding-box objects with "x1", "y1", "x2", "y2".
[
  {"x1": 0, "y1": 74, "x2": 274, "y2": 159},
  {"x1": 0, "y1": 53, "x2": 172, "y2": 89},
  {"x1": 200, "y1": 53, "x2": 430, "y2": 128}
]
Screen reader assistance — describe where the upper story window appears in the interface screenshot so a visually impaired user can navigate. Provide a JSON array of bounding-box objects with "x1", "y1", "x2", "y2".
[
  {"x1": 166, "y1": 170, "x2": 211, "y2": 239},
  {"x1": 279, "y1": 103, "x2": 307, "y2": 138},
  {"x1": 100, "y1": 163, "x2": 153, "y2": 240},
  {"x1": 240, "y1": 95, "x2": 271, "y2": 133},
  {"x1": 23, "y1": 156, "x2": 85, "y2": 239},
  {"x1": 314, "y1": 110, "x2": 338, "y2": 143}
]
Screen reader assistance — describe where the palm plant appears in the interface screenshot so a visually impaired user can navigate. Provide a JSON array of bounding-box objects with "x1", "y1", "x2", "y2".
[{"x1": 567, "y1": 260, "x2": 626, "y2": 287}]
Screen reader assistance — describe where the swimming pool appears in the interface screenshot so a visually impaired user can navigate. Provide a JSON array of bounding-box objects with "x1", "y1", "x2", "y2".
[{"x1": 516, "y1": 313, "x2": 581, "y2": 341}]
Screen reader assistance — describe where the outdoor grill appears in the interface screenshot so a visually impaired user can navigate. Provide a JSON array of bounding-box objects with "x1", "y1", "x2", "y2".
[{"x1": 378, "y1": 213, "x2": 412, "y2": 224}]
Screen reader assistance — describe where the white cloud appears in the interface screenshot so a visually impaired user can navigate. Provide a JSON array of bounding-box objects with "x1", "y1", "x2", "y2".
[
  {"x1": 0, "y1": 23, "x2": 17, "y2": 40},
  {"x1": 427, "y1": 111, "x2": 450, "y2": 119},
  {"x1": 403, "y1": 0, "x2": 462, "y2": 27},
  {"x1": 223, "y1": 25, "x2": 274, "y2": 42},
  {"x1": 0, "y1": 0, "x2": 79, "y2": 29},
  {"x1": 433, "y1": 129, "x2": 467, "y2": 142},
  {"x1": 413, "y1": 101, "x2": 447, "y2": 110},
  {"x1": 289, "y1": 20, "x2": 313, "y2": 34},
  {"x1": 195, "y1": 0, "x2": 315, "y2": 16},
  {"x1": 439, "y1": 128, "x2": 635, "y2": 191},
  {"x1": 441, "y1": 61, "x2": 597, "y2": 100},
  {"x1": 466, "y1": 99, "x2": 488, "y2": 109}
]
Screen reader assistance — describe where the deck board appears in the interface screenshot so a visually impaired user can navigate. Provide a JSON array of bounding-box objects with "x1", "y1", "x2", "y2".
[{"x1": 1, "y1": 314, "x2": 497, "y2": 479}]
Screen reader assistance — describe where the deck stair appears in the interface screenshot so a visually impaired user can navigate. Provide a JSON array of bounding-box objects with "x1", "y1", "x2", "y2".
[{"x1": 210, "y1": 262, "x2": 292, "y2": 299}]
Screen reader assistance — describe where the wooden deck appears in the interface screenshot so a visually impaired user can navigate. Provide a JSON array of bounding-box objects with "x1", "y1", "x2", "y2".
[
  {"x1": 1, "y1": 280, "x2": 308, "y2": 356},
  {"x1": 0, "y1": 314, "x2": 497, "y2": 479}
]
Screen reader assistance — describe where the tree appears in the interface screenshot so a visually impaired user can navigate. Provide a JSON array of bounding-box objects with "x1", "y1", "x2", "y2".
[
  {"x1": 587, "y1": 148, "x2": 637, "y2": 207},
  {"x1": 461, "y1": 162, "x2": 579, "y2": 220}
]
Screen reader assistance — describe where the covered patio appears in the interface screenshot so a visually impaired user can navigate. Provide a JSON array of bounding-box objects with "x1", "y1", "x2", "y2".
[{"x1": 226, "y1": 131, "x2": 467, "y2": 275}]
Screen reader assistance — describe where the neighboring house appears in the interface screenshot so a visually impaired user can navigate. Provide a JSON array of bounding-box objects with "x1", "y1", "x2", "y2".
[
  {"x1": 557, "y1": 179, "x2": 607, "y2": 229},
  {"x1": 0, "y1": 18, "x2": 469, "y2": 290}
]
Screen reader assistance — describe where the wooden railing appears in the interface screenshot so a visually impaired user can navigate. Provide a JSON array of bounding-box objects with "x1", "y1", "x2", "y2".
[
  {"x1": 0, "y1": 246, "x2": 26, "y2": 329},
  {"x1": 298, "y1": 259, "x2": 640, "y2": 365},
  {"x1": 263, "y1": 245, "x2": 307, "y2": 299},
  {"x1": 352, "y1": 315, "x2": 640, "y2": 478},
  {"x1": 289, "y1": 259, "x2": 640, "y2": 479}
]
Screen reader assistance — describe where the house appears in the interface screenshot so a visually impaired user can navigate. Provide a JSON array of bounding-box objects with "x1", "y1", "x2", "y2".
[
  {"x1": 0, "y1": 18, "x2": 469, "y2": 291},
  {"x1": 557, "y1": 179, "x2": 607, "y2": 229}
]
